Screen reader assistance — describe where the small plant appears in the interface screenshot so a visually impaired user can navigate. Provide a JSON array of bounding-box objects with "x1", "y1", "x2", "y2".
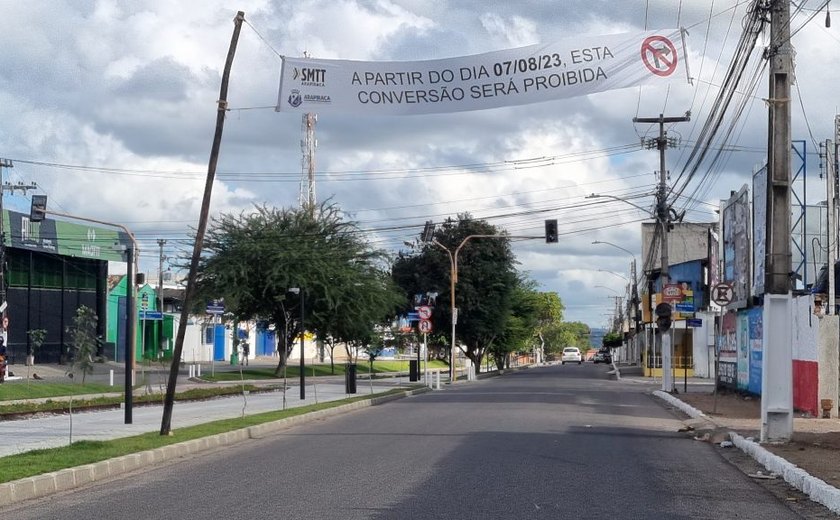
[
  {"x1": 26, "y1": 329, "x2": 47, "y2": 386},
  {"x1": 66, "y1": 306, "x2": 98, "y2": 384}
]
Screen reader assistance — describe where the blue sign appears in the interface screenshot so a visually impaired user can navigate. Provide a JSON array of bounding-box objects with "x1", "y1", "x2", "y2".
[
  {"x1": 140, "y1": 310, "x2": 163, "y2": 320},
  {"x1": 206, "y1": 300, "x2": 225, "y2": 315},
  {"x1": 675, "y1": 303, "x2": 695, "y2": 312},
  {"x1": 686, "y1": 318, "x2": 702, "y2": 327}
]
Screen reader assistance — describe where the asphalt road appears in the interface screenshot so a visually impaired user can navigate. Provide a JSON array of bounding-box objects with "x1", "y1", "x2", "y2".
[{"x1": 0, "y1": 363, "x2": 809, "y2": 519}]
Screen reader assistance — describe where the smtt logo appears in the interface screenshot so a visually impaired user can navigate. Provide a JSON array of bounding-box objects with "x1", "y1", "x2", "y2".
[
  {"x1": 293, "y1": 67, "x2": 326, "y2": 86},
  {"x1": 288, "y1": 89, "x2": 302, "y2": 107}
]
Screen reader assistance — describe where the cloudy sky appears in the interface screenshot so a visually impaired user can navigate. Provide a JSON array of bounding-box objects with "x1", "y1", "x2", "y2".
[{"x1": 1, "y1": 1, "x2": 836, "y2": 328}]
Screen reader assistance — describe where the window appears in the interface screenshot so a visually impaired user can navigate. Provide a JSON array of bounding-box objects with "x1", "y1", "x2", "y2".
[{"x1": 203, "y1": 325, "x2": 214, "y2": 345}]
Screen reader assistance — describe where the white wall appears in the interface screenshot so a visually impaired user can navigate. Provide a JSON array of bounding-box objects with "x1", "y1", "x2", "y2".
[{"x1": 692, "y1": 311, "x2": 716, "y2": 378}]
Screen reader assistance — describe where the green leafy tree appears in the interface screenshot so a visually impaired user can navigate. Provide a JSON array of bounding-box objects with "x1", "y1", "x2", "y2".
[
  {"x1": 543, "y1": 321, "x2": 591, "y2": 357},
  {"x1": 67, "y1": 306, "x2": 98, "y2": 384},
  {"x1": 194, "y1": 202, "x2": 404, "y2": 376},
  {"x1": 532, "y1": 291, "x2": 564, "y2": 360},
  {"x1": 393, "y1": 214, "x2": 517, "y2": 372},
  {"x1": 490, "y1": 277, "x2": 542, "y2": 370}
]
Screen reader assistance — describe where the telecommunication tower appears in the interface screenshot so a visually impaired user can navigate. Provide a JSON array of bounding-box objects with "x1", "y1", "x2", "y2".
[{"x1": 300, "y1": 112, "x2": 317, "y2": 213}]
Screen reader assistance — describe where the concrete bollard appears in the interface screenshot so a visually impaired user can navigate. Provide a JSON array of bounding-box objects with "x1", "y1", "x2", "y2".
[
  {"x1": 109, "y1": 369, "x2": 114, "y2": 387},
  {"x1": 197, "y1": 364, "x2": 202, "y2": 377}
]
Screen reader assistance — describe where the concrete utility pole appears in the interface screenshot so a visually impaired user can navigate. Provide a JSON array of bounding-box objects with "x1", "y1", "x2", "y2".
[
  {"x1": 157, "y1": 239, "x2": 166, "y2": 314},
  {"x1": 632, "y1": 113, "x2": 689, "y2": 393},
  {"x1": 0, "y1": 159, "x2": 13, "y2": 338},
  {"x1": 761, "y1": 0, "x2": 794, "y2": 443},
  {"x1": 0, "y1": 159, "x2": 37, "y2": 345}
]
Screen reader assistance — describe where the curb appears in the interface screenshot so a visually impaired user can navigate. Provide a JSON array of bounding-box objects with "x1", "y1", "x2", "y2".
[
  {"x1": 652, "y1": 390, "x2": 840, "y2": 514},
  {"x1": 0, "y1": 387, "x2": 431, "y2": 508}
]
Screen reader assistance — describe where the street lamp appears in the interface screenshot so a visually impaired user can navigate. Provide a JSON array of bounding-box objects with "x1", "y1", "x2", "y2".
[
  {"x1": 594, "y1": 285, "x2": 619, "y2": 294},
  {"x1": 431, "y1": 234, "x2": 505, "y2": 383},
  {"x1": 288, "y1": 287, "x2": 305, "y2": 400},
  {"x1": 593, "y1": 240, "x2": 643, "y2": 371},
  {"x1": 597, "y1": 269, "x2": 629, "y2": 282},
  {"x1": 592, "y1": 240, "x2": 637, "y2": 263},
  {"x1": 47, "y1": 210, "x2": 138, "y2": 424},
  {"x1": 586, "y1": 193, "x2": 654, "y2": 216}
]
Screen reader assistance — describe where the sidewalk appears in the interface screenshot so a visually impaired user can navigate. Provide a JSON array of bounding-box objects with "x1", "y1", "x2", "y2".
[
  {"x1": 0, "y1": 359, "x2": 431, "y2": 457},
  {"x1": 619, "y1": 369, "x2": 840, "y2": 514}
]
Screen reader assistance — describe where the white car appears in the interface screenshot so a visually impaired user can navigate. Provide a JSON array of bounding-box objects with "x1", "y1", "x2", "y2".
[{"x1": 561, "y1": 347, "x2": 582, "y2": 365}]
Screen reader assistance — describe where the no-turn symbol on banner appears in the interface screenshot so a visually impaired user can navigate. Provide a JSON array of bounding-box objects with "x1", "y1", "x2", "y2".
[{"x1": 641, "y1": 35, "x2": 678, "y2": 77}]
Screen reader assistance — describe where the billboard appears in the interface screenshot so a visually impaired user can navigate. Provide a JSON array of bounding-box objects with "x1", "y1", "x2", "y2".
[
  {"x1": 752, "y1": 166, "x2": 766, "y2": 296},
  {"x1": 721, "y1": 185, "x2": 750, "y2": 309}
]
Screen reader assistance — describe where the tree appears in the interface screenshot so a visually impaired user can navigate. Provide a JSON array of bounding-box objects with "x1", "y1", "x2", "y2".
[
  {"x1": 491, "y1": 277, "x2": 542, "y2": 370},
  {"x1": 67, "y1": 306, "x2": 98, "y2": 384},
  {"x1": 392, "y1": 214, "x2": 517, "y2": 372},
  {"x1": 543, "y1": 321, "x2": 591, "y2": 358},
  {"x1": 532, "y1": 291, "x2": 564, "y2": 362},
  {"x1": 193, "y1": 202, "x2": 404, "y2": 376}
]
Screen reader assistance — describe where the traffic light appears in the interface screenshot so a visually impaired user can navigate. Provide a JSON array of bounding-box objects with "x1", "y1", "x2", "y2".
[
  {"x1": 655, "y1": 302, "x2": 672, "y2": 332},
  {"x1": 30, "y1": 194, "x2": 47, "y2": 222},
  {"x1": 421, "y1": 220, "x2": 435, "y2": 243},
  {"x1": 544, "y1": 219, "x2": 558, "y2": 243}
]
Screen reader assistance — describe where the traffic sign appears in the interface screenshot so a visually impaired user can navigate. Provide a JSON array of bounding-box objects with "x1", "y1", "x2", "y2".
[
  {"x1": 675, "y1": 303, "x2": 695, "y2": 313},
  {"x1": 418, "y1": 319, "x2": 433, "y2": 334},
  {"x1": 139, "y1": 310, "x2": 163, "y2": 320},
  {"x1": 141, "y1": 293, "x2": 149, "y2": 310},
  {"x1": 417, "y1": 306, "x2": 432, "y2": 320},
  {"x1": 641, "y1": 35, "x2": 678, "y2": 77},
  {"x1": 206, "y1": 299, "x2": 225, "y2": 315},
  {"x1": 712, "y1": 283, "x2": 734, "y2": 306}
]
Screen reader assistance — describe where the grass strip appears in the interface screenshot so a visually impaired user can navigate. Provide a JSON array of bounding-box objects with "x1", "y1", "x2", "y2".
[
  {"x1": 0, "y1": 385, "x2": 270, "y2": 415},
  {"x1": 0, "y1": 382, "x2": 115, "y2": 401},
  {"x1": 0, "y1": 387, "x2": 413, "y2": 484},
  {"x1": 202, "y1": 360, "x2": 449, "y2": 382}
]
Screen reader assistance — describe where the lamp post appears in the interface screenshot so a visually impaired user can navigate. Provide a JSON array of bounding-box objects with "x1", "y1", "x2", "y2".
[
  {"x1": 594, "y1": 285, "x2": 619, "y2": 294},
  {"x1": 431, "y1": 234, "x2": 504, "y2": 383},
  {"x1": 289, "y1": 287, "x2": 305, "y2": 400},
  {"x1": 593, "y1": 239, "x2": 643, "y2": 367},
  {"x1": 46, "y1": 210, "x2": 138, "y2": 424},
  {"x1": 597, "y1": 269, "x2": 629, "y2": 282}
]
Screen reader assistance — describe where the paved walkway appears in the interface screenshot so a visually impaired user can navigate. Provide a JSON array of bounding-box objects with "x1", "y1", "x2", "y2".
[{"x1": 0, "y1": 359, "x2": 436, "y2": 458}]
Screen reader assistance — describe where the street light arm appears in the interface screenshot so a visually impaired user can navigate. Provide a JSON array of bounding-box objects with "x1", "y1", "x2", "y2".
[
  {"x1": 586, "y1": 193, "x2": 653, "y2": 216},
  {"x1": 597, "y1": 269, "x2": 629, "y2": 282},
  {"x1": 594, "y1": 285, "x2": 620, "y2": 294}
]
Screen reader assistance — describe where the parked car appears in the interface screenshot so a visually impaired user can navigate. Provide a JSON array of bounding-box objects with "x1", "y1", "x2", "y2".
[
  {"x1": 561, "y1": 347, "x2": 582, "y2": 365},
  {"x1": 593, "y1": 349, "x2": 612, "y2": 364}
]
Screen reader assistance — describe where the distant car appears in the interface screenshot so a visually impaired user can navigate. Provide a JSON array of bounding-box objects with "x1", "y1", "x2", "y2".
[
  {"x1": 593, "y1": 349, "x2": 612, "y2": 364},
  {"x1": 561, "y1": 347, "x2": 582, "y2": 365}
]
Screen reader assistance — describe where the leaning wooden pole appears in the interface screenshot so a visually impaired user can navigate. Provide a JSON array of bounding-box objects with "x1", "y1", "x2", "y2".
[{"x1": 160, "y1": 11, "x2": 245, "y2": 435}]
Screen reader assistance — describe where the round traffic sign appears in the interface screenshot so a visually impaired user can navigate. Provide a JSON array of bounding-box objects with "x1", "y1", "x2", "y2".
[
  {"x1": 418, "y1": 319, "x2": 433, "y2": 334},
  {"x1": 712, "y1": 283, "x2": 734, "y2": 306},
  {"x1": 641, "y1": 35, "x2": 678, "y2": 77},
  {"x1": 417, "y1": 306, "x2": 432, "y2": 320}
]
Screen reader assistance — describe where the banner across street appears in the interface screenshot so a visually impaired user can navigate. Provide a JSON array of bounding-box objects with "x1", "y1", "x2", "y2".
[{"x1": 276, "y1": 29, "x2": 689, "y2": 116}]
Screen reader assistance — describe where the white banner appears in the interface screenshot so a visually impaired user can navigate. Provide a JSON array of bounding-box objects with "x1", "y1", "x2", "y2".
[{"x1": 276, "y1": 29, "x2": 689, "y2": 116}]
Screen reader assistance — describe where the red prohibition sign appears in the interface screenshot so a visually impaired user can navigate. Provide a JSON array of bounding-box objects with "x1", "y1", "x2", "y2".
[
  {"x1": 641, "y1": 35, "x2": 677, "y2": 77},
  {"x1": 418, "y1": 319, "x2": 433, "y2": 334}
]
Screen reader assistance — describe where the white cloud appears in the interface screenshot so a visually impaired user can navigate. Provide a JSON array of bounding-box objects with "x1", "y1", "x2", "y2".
[{"x1": 2, "y1": 1, "x2": 830, "y2": 326}]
